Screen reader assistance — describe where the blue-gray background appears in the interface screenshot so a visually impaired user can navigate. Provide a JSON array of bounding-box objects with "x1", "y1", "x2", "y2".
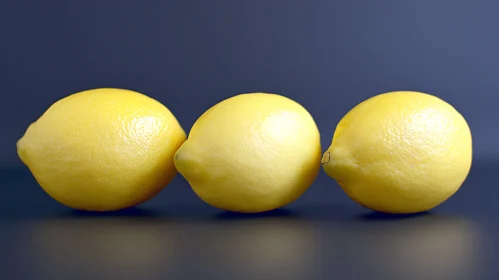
[
  {"x1": 2, "y1": 3, "x2": 499, "y2": 279},
  {"x1": 2, "y1": 0, "x2": 497, "y2": 167}
]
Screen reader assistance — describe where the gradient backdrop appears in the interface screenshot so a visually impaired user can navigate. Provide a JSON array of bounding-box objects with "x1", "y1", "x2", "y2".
[
  {"x1": 2, "y1": 1, "x2": 497, "y2": 168},
  {"x1": 1, "y1": 1, "x2": 499, "y2": 279}
]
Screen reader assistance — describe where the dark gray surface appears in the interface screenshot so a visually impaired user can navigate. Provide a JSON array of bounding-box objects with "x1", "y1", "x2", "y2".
[
  {"x1": 1, "y1": 0, "x2": 499, "y2": 166},
  {"x1": 1, "y1": 159, "x2": 497, "y2": 280}
]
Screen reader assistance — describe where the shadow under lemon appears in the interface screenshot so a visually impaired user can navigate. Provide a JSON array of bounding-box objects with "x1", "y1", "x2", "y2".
[
  {"x1": 212, "y1": 208, "x2": 299, "y2": 221},
  {"x1": 61, "y1": 207, "x2": 165, "y2": 219}
]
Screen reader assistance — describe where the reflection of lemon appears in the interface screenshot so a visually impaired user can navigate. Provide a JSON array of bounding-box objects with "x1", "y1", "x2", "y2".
[
  {"x1": 17, "y1": 88, "x2": 186, "y2": 211},
  {"x1": 224, "y1": 219, "x2": 318, "y2": 277},
  {"x1": 347, "y1": 215, "x2": 479, "y2": 279},
  {"x1": 174, "y1": 93, "x2": 322, "y2": 213},
  {"x1": 385, "y1": 218, "x2": 478, "y2": 279},
  {"x1": 28, "y1": 220, "x2": 175, "y2": 279},
  {"x1": 322, "y1": 91, "x2": 472, "y2": 214}
]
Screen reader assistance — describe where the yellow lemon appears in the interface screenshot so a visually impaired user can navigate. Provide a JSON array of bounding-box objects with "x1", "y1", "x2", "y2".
[
  {"x1": 322, "y1": 91, "x2": 472, "y2": 214},
  {"x1": 174, "y1": 93, "x2": 322, "y2": 213},
  {"x1": 17, "y1": 88, "x2": 186, "y2": 211}
]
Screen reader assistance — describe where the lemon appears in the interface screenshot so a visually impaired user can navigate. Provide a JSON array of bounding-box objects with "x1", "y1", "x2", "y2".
[
  {"x1": 174, "y1": 93, "x2": 322, "y2": 213},
  {"x1": 322, "y1": 91, "x2": 472, "y2": 214},
  {"x1": 17, "y1": 88, "x2": 186, "y2": 211}
]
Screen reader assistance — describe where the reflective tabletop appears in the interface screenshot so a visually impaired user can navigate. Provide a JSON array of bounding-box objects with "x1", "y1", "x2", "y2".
[{"x1": 1, "y1": 159, "x2": 497, "y2": 280}]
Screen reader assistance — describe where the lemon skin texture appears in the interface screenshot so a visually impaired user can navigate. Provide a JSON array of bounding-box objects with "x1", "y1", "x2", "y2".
[
  {"x1": 17, "y1": 88, "x2": 186, "y2": 211},
  {"x1": 322, "y1": 91, "x2": 472, "y2": 214},
  {"x1": 174, "y1": 93, "x2": 322, "y2": 213}
]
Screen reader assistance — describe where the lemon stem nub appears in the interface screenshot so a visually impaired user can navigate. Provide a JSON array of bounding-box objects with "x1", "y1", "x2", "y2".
[{"x1": 321, "y1": 152, "x2": 330, "y2": 164}]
